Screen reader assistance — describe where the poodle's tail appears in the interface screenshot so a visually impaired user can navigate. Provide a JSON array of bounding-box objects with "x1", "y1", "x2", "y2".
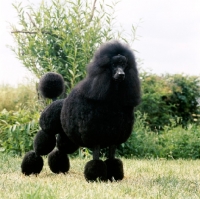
[{"x1": 38, "y1": 72, "x2": 65, "y2": 101}]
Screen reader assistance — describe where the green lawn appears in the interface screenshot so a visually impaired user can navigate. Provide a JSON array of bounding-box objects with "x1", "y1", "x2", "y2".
[{"x1": 0, "y1": 153, "x2": 200, "y2": 199}]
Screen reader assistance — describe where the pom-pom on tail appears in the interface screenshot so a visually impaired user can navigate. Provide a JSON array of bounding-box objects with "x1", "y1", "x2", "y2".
[{"x1": 38, "y1": 72, "x2": 65, "y2": 100}]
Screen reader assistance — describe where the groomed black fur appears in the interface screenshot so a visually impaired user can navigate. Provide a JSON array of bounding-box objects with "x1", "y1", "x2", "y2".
[
  {"x1": 78, "y1": 41, "x2": 140, "y2": 105},
  {"x1": 39, "y1": 72, "x2": 65, "y2": 99},
  {"x1": 21, "y1": 151, "x2": 43, "y2": 176},
  {"x1": 84, "y1": 160, "x2": 107, "y2": 182},
  {"x1": 104, "y1": 158, "x2": 124, "y2": 181},
  {"x1": 61, "y1": 40, "x2": 141, "y2": 148},
  {"x1": 48, "y1": 149, "x2": 70, "y2": 174},
  {"x1": 56, "y1": 132, "x2": 79, "y2": 154},
  {"x1": 39, "y1": 99, "x2": 64, "y2": 135},
  {"x1": 21, "y1": 40, "x2": 141, "y2": 181},
  {"x1": 34, "y1": 130, "x2": 56, "y2": 156}
]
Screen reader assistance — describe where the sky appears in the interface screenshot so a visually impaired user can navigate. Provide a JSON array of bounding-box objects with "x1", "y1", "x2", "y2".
[{"x1": 0, "y1": 0, "x2": 200, "y2": 86}]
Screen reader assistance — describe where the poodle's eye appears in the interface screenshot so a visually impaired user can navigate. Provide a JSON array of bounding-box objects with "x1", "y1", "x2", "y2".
[{"x1": 121, "y1": 63, "x2": 126, "y2": 68}]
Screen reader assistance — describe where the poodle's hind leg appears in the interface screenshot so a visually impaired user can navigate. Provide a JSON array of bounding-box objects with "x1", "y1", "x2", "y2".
[
  {"x1": 48, "y1": 148, "x2": 70, "y2": 174},
  {"x1": 34, "y1": 130, "x2": 56, "y2": 156},
  {"x1": 47, "y1": 132, "x2": 79, "y2": 174},
  {"x1": 56, "y1": 132, "x2": 79, "y2": 154},
  {"x1": 104, "y1": 145, "x2": 124, "y2": 182},
  {"x1": 21, "y1": 130, "x2": 56, "y2": 176},
  {"x1": 84, "y1": 145, "x2": 107, "y2": 182},
  {"x1": 21, "y1": 151, "x2": 44, "y2": 176}
]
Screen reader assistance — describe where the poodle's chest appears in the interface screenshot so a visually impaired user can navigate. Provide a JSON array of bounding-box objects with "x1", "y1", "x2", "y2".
[
  {"x1": 63, "y1": 95, "x2": 134, "y2": 147},
  {"x1": 77, "y1": 99, "x2": 126, "y2": 119},
  {"x1": 70, "y1": 98, "x2": 133, "y2": 129}
]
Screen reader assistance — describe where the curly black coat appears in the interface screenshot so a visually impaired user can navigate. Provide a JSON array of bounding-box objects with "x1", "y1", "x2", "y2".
[{"x1": 61, "y1": 40, "x2": 141, "y2": 148}]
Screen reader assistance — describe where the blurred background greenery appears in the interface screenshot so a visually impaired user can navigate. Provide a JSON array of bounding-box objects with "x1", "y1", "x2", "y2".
[{"x1": 0, "y1": 0, "x2": 199, "y2": 158}]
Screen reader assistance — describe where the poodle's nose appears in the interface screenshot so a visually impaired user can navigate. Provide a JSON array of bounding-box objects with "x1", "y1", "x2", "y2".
[
  {"x1": 117, "y1": 69, "x2": 125, "y2": 79},
  {"x1": 114, "y1": 70, "x2": 125, "y2": 81},
  {"x1": 118, "y1": 71, "x2": 125, "y2": 78}
]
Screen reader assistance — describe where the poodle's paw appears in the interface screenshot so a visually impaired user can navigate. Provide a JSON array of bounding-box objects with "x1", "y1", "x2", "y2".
[
  {"x1": 104, "y1": 158, "x2": 124, "y2": 182},
  {"x1": 48, "y1": 149, "x2": 70, "y2": 174},
  {"x1": 21, "y1": 151, "x2": 43, "y2": 176},
  {"x1": 84, "y1": 160, "x2": 107, "y2": 182}
]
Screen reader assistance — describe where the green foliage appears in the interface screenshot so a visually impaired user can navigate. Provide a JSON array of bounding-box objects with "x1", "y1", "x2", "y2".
[
  {"x1": 137, "y1": 72, "x2": 173, "y2": 130},
  {"x1": 137, "y1": 72, "x2": 200, "y2": 129},
  {"x1": 10, "y1": 0, "x2": 135, "y2": 93},
  {"x1": 118, "y1": 111, "x2": 200, "y2": 159},
  {"x1": 167, "y1": 74, "x2": 200, "y2": 125},
  {"x1": 159, "y1": 124, "x2": 200, "y2": 159},
  {"x1": 0, "y1": 82, "x2": 38, "y2": 111},
  {"x1": 6, "y1": 0, "x2": 200, "y2": 159},
  {"x1": 0, "y1": 109, "x2": 40, "y2": 155}
]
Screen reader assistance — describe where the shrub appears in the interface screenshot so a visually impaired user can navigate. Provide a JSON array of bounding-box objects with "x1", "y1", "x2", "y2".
[
  {"x1": 167, "y1": 74, "x2": 200, "y2": 125},
  {"x1": 137, "y1": 72, "x2": 173, "y2": 130},
  {"x1": 10, "y1": 0, "x2": 136, "y2": 93},
  {"x1": 0, "y1": 82, "x2": 38, "y2": 111},
  {"x1": 0, "y1": 109, "x2": 40, "y2": 155},
  {"x1": 137, "y1": 72, "x2": 200, "y2": 129},
  {"x1": 118, "y1": 111, "x2": 200, "y2": 159}
]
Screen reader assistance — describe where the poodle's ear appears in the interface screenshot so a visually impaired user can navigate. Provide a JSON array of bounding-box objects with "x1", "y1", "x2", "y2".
[
  {"x1": 77, "y1": 70, "x2": 112, "y2": 100},
  {"x1": 77, "y1": 55, "x2": 112, "y2": 100},
  {"x1": 87, "y1": 56, "x2": 110, "y2": 76},
  {"x1": 122, "y1": 67, "x2": 141, "y2": 107},
  {"x1": 95, "y1": 56, "x2": 110, "y2": 68}
]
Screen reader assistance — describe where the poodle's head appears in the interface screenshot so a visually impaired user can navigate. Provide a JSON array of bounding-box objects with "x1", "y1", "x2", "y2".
[
  {"x1": 78, "y1": 40, "x2": 141, "y2": 106},
  {"x1": 87, "y1": 40, "x2": 136, "y2": 80}
]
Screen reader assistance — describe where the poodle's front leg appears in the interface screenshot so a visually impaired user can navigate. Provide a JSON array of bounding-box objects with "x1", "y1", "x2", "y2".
[
  {"x1": 84, "y1": 145, "x2": 107, "y2": 182},
  {"x1": 93, "y1": 145, "x2": 100, "y2": 160},
  {"x1": 108, "y1": 145, "x2": 116, "y2": 159},
  {"x1": 104, "y1": 145, "x2": 124, "y2": 181}
]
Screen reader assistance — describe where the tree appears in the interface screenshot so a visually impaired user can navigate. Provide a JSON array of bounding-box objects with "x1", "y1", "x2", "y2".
[{"x1": 10, "y1": 0, "x2": 136, "y2": 93}]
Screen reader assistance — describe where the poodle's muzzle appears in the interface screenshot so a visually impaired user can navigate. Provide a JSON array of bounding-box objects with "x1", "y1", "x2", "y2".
[{"x1": 113, "y1": 68, "x2": 125, "y2": 82}]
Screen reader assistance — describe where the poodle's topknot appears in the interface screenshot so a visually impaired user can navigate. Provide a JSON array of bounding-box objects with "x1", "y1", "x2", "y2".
[{"x1": 39, "y1": 72, "x2": 65, "y2": 99}]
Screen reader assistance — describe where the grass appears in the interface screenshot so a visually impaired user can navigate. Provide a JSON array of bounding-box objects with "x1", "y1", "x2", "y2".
[{"x1": 1, "y1": 154, "x2": 200, "y2": 199}]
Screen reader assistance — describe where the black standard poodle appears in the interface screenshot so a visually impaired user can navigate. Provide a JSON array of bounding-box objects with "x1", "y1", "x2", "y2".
[{"x1": 21, "y1": 40, "x2": 141, "y2": 182}]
